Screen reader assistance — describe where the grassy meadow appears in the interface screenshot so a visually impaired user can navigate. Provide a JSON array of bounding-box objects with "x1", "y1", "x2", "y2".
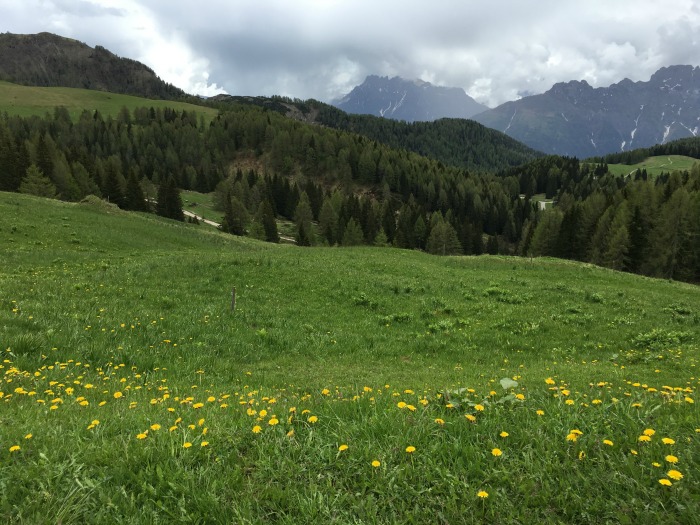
[
  {"x1": 0, "y1": 81, "x2": 218, "y2": 121},
  {"x1": 1, "y1": 192, "x2": 698, "y2": 524},
  {"x1": 606, "y1": 155, "x2": 698, "y2": 177}
]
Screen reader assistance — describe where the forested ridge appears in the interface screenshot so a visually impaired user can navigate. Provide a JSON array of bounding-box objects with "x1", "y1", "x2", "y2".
[
  {"x1": 1, "y1": 101, "x2": 699, "y2": 283},
  {"x1": 208, "y1": 95, "x2": 542, "y2": 172}
]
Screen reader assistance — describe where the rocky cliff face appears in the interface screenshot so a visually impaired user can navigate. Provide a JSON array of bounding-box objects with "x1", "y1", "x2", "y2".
[{"x1": 471, "y1": 65, "x2": 700, "y2": 158}]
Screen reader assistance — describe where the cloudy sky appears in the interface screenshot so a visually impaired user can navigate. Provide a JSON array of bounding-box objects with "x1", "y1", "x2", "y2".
[{"x1": 3, "y1": 0, "x2": 700, "y2": 107}]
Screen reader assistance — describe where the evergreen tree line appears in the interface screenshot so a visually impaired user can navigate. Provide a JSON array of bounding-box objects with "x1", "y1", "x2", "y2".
[{"x1": 1, "y1": 104, "x2": 699, "y2": 283}]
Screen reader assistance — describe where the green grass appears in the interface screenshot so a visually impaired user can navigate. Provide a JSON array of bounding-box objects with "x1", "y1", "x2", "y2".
[
  {"x1": 1, "y1": 192, "x2": 698, "y2": 523},
  {"x1": 0, "y1": 81, "x2": 218, "y2": 121},
  {"x1": 606, "y1": 155, "x2": 698, "y2": 177},
  {"x1": 181, "y1": 190, "x2": 220, "y2": 223}
]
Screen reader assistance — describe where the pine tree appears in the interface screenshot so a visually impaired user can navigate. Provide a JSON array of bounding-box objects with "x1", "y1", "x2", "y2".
[
  {"x1": 156, "y1": 176, "x2": 184, "y2": 221},
  {"x1": 426, "y1": 220, "x2": 462, "y2": 255},
  {"x1": 342, "y1": 218, "x2": 364, "y2": 246},
  {"x1": 318, "y1": 198, "x2": 338, "y2": 245},
  {"x1": 19, "y1": 165, "x2": 57, "y2": 199},
  {"x1": 124, "y1": 170, "x2": 148, "y2": 211},
  {"x1": 260, "y1": 200, "x2": 279, "y2": 243},
  {"x1": 294, "y1": 192, "x2": 313, "y2": 246}
]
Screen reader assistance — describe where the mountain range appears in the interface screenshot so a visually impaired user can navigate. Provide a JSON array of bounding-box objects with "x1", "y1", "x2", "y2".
[
  {"x1": 472, "y1": 65, "x2": 700, "y2": 158},
  {"x1": 333, "y1": 75, "x2": 487, "y2": 122}
]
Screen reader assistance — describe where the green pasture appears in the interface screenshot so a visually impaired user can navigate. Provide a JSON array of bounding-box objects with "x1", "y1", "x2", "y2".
[
  {"x1": 606, "y1": 155, "x2": 698, "y2": 177},
  {"x1": 1, "y1": 192, "x2": 698, "y2": 523},
  {"x1": 0, "y1": 81, "x2": 218, "y2": 121}
]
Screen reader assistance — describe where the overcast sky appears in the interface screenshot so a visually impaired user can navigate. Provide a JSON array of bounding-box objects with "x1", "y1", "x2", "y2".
[{"x1": 4, "y1": 0, "x2": 700, "y2": 107}]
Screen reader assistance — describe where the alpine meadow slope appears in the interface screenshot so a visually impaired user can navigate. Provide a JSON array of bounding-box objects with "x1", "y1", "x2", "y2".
[{"x1": 1, "y1": 192, "x2": 698, "y2": 523}]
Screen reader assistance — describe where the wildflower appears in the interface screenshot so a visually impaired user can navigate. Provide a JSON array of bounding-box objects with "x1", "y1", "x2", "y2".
[
  {"x1": 9, "y1": 445, "x2": 20, "y2": 453},
  {"x1": 665, "y1": 455, "x2": 678, "y2": 464},
  {"x1": 571, "y1": 429, "x2": 583, "y2": 436},
  {"x1": 667, "y1": 470, "x2": 683, "y2": 481},
  {"x1": 652, "y1": 462, "x2": 661, "y2": 467},
  {"x1": 658, "y1": 479, "x2": 672, "y2": 486},
  {"x1": 207, "y1": 396, "x2": 216, "y2": 403},
  {"x1": 406, "y1": 404, "x2": 416, "y2": 412},
  {"x1": 630, "y1": 449, "x2": 638, "y2": 455},
  {"x1": 545, "y1": 378, "x2": 556, "y2": 385},
  {"x1": 198, "y1": 418, "x2": 205, "y2": 426},
  {"x1": 371, "y1": 460, "x2": 381, "y2": 468},
  {"x1": 434, "y1": 418, "x2": 445, "y2": 425},
  {"x1": 201, "y1": 441, "x2": 209, "y2": 447},
  {"x1": 259, "y1": 409, "x2": 268, "y2": 418},
  {"x1": 643, "y1": 429, "x2": 655, "y2": 436},
  {"x1": 515, "y1": 393, "x2": 525, "y2": 400},
  {"x1": 308, "y1": 416, "x2": 318, "y2": 424},
  {"x1": 113, "y1": 391, "x2": 123, "y2": 399},
  {"x1": 638, "y1": 435, "x2": 651, "y2": 442},
  {"x1": 150, "y1": 424, "x2": 161, "y2": 431},
  {"x1": 24, "y1": 434, "x2": 32, "y2": 440},
  {"x1": 465, "y1": 414, "x2": 477, "y2": 422},
  {"x1": 321, "y1": 388, "x2": 330, "y2": 396},
  {"x1": 565, "y1": 399, "x2": 575, "y2": 406},
  {"x1": 536, "y1": 410, "x2": 544, "y2": 416},
  {"x1": 338, "y1": 444, "x2": 348, "y2": 452},
  {"x1": 405, "y1": 445, "x2": 416, "y2": 454},
  {"x1": 661, "y1": 438, "x2": 675, "y2": 445},
  {"x1": 491, "y1": 448, "x2": 502, "y2": 457},
  {"x1": 286, "y1": 429, "x2": 295, "y2": 438},
  {"x1": 477, "y1": 490, "x2": 489, "y2": 499},
  {"x1": 578, "y1": 450, "x2": 586, "y2": 460},
  {"x1": 183, "y1": 442, "x2": 192, "y2": 448},
  {"x1": 475, "y1": 404, "x2": 484, "y2": 411},
  {"x1": 136, "y1": 433, "x2": 148, "y2": 440},
  {"x1": 499, "y1": 431, "x2": 509, "y2": 438},
  {"x1": 603, "y1": 439, "x2": 614, "y2": 446},
  {"x1": 192, "y1": 403, "x2": 204, "y2": 409},
  {"x1": 252, "y1": 425, "x2": 262, "y2": 434},
  {"x1": 685, "y1": 397, "x2": 694, "y2": 404},
  {"x1": 592, "y1": 399, "x2": 602, "y2": 405},
  {"x1": 397, "y1": 401, "x2": 407, "y2": 409},
  {"x1": 566, "y1": 433, "x2": 578, "y2": 442}
]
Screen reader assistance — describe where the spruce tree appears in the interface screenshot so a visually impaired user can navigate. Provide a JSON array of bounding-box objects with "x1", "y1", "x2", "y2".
[
  {"x1": 156, "y1": 176, "x2": 184, "y2": 221},
  {"x1": 124, "y1": 170, "x2": 148, "y2": 211},
  {"x1": 19, "y1": 165, "x2": 57, "y2": 199},
  {"x1": 260, "y1": 200, "x2": 279, "y2": 243}
]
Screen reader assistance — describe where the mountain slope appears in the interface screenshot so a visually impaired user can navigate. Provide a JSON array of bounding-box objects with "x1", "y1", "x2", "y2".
[
  {"x1": 472, "y1": 65, "x2": 700, "y2": 158},
  {"x1": 334, "y1": 75, "x2": 487, "y2": 122},
  {"x1": 0, "y1": 32, "x2": 186, "y2": 100}
]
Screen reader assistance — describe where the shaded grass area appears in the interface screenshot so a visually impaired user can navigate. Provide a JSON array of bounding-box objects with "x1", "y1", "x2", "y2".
[{"x1": 1, "y1": 192, "x2": 698, "y2": 523}]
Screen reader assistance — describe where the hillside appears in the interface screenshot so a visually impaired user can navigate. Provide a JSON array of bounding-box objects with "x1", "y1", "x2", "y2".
[
  {"x1": 333, "y1": 75, "x2": 487, "y2": 122},
  {"x1": 1, "y1": 191, "x2": 698, "y2": 523},
  {"x1": 0, "y1": 80, "x2": 217, "y2": 120},
  {"x1": 0, "y1": 32, "x2": 187, "y2": 100},
  {"x1": 210, "y1": 95, "x2": 542, "y2": 172},
  {"x1": 473, "y1": 65, "x2": 700, "y2": 158}
]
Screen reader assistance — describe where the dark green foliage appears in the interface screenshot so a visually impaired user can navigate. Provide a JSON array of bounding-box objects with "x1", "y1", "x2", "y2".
[
  {"x1": 342, "y1": 218, "x2": 364, "y2": 246},
  {"x1": 426, "y1": 220, "x2": 462, "y2": 255},
  {"x1": 220, "y1": 190, "x2": 248, "y2": 236},
  {"x1": 156, "y1": 176, "x2": 184, "y2": 221},
  {"x1": 259, "y1": 200, "x2": 279, "y2": 243},
  {"x1": 124, "y1": 170, "x2": 148, "y2": 211},
  {"x1": 19, "y1": 164, "x2": 57, "y2": 198}
]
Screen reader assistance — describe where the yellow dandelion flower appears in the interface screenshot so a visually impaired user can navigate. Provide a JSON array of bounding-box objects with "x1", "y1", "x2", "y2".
[
  {"x1": 536, "y1": 409, "x2": 545, "y2": 416},
  {"x1": 169, "y1": 425, "x2": 177, "y2": 432},
  {"x1": 397, "y1": 401, "x2": 407, "y2": 409},
  {"x1": 592, "y1": 399, "x2": 602, "y2": 405},
  {"x1": 658, "y1": 479, "x2": 672, "y2": 486},
  {"x1": 667, "y1": 470, "x2": 683, "y2": 481},
  {"x1": 198, "y1": 418, "x2": 205, "y2": 426},
  {"x1": 308, "y1": 415, "x2": 318, "y2": 424},
  {"x1": 545, "y1": 378, "x2": 556, "y2": 385},
  {"x1": 465, "y1": 414, "x2": 477, "y2": 422},
  {"x1": 685, "y1": 397, "x2": 694, "y2": 404},
  {"x1": 566, "y1": 433, "x2": 578, "y2": 442},
  {"x1": 136, "y1": 433, "x2": 148, "y2": 440},
  {"x1": 652, "y1": 462, "x2": 661, "y2": 467},
  {"x1": 578, "y1": 450, "x2": 586, "y2": 461},
  {"x1": 571, "y1": 429, "x2": 583, "y2": 436},
  {"x1": 259, "y1": 409, "x2": 268, "y2": 418},
  {"x1": 286, "y1": 429, "x2": 295, "y2": 438},
  {"x1": 113, "y1": 391, "x2": 123, "y2": 399},
  {"x1": 405, "y1": 445, "x2": 416, "y2": 453},
  {"x1": 638, "y1": 435, "x2": 652, "y2": 442},
  {"x1": 183, "y1": 442, "x2": 192, "y2": 448},
  {"x1": 603, "y1": 439, "x2": 614, "y2": 446},
  {"x1": 406, "y1": 404, "x2": 416, "y2": 412},
  {"x1": 207, "y1": 396, "x2": 216, "y2": 403},
  {"x1": 252, "y1": 425, "x2": 262, "y2": 434},
  {"x1": 321, "y1": 388, "x2": 330, "y2": 396},
  {"x1": 192, "y1": 403, "x2": 204, "y2": 409},
  {"x1": 338, "y1": 444, "x2": 348, "y2": 452},
  {"x1": 150, "y1": 424, "x2": 161, "y2": 431},
  {"x1": 477, "y1": 490, "x2": 489, "y2": 499},
  {"x1": 492, "y1": 448, "x2": 502, "y2": 457},
  {"x1": 201, "y1": 441, "x2": 209, "y2": 447},
  {"x1": 9, "y1": 445, "x2": 20, "y2": 453},
  {"x1": 630, "y1": 449, "x2": 638, "y2": 455},
  {"x1": 24, "y1": 434, "x2": 32, "y2": 440},
  {"x1": 665, "y1": 455, "x2": 678, "y2": 464},
  {"x1": 643, "y1": 429, "x2": 655, "y2": 436},
  {"x1": 662, "y1": 438, "x2": 675, "y2": 445},
  {"x1": 268, "y1": 417, "x2": 279, "y2": 426},
  {"x1": 434, "y1": 418, "x2": 445, "y2": 425},
  {"x1": 371, "y1": 460, "x2": 381, "y2": 468},
  {"x1": 565, "y1": 399, "x2": 575, "y2": 406},
  {"x1": 515, "y1": 394, "x2": 525, "y2": 400},
  {"x1": 499, "y1": 431, "x2": 509, "y2": 438},
  {"x1": 475, "y1": 404, "x2": 484, "y2": 411}
]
